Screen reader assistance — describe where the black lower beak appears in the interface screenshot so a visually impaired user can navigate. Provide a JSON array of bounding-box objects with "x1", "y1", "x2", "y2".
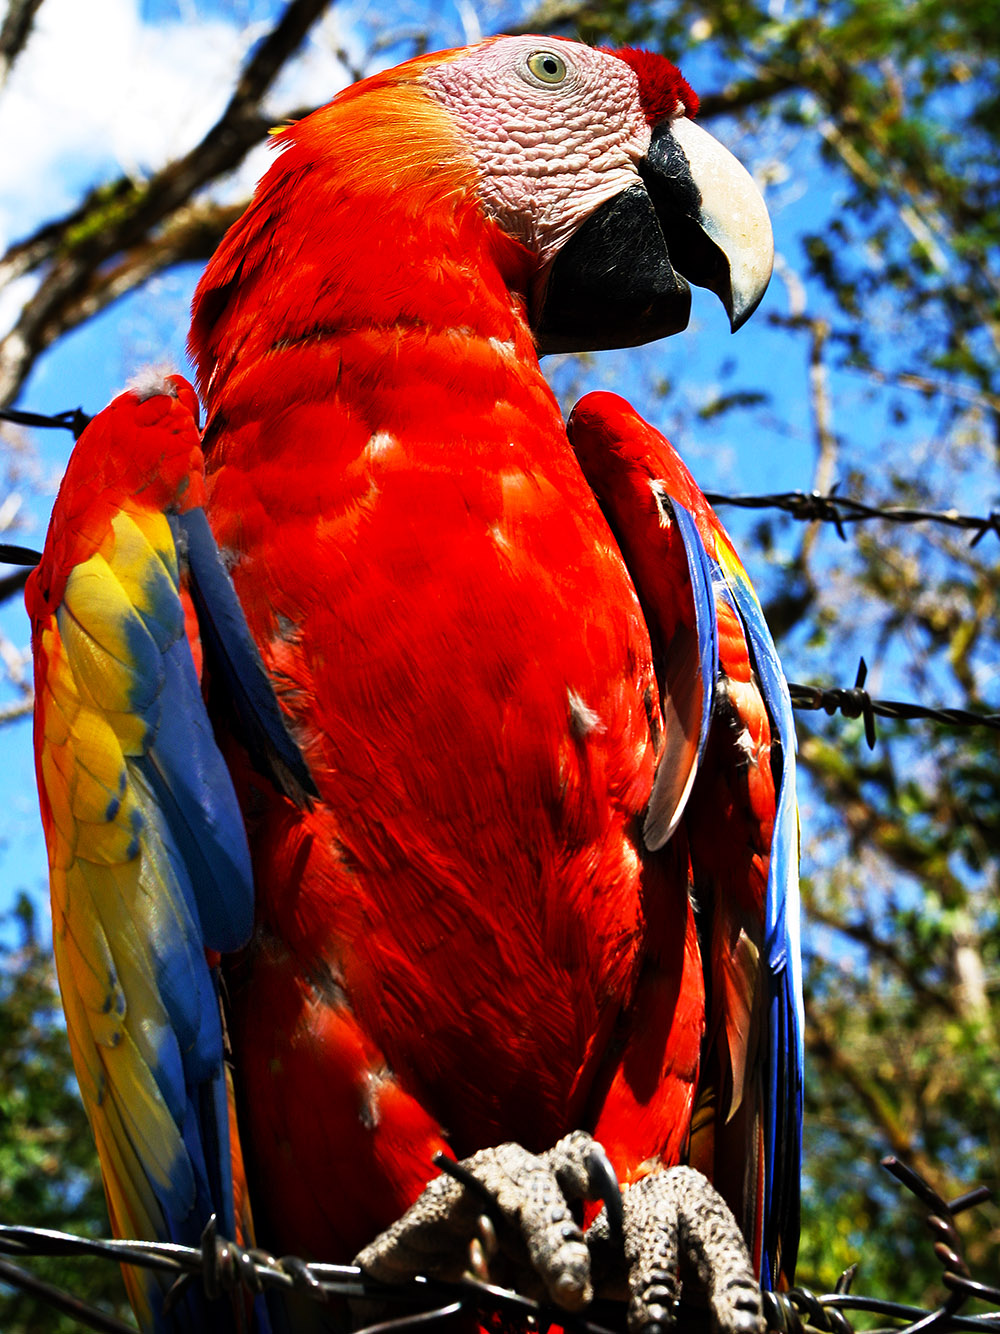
[
  {"x1": 533, "y1": 182, "x2": 692, "y2": 354},
  {"x1": 531, "y1": 118, "x2": 773, "y2": 355}
]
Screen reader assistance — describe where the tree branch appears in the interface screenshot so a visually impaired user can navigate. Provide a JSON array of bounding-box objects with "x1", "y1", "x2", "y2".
[
  {"x1": 23, "y1": 199, "x2": 247, "y2": 372},
  {"x1": 0, "y1": 567, "x2": 29, "y2": 606},
  {"x1": 0, "y1": 0, "x2": 45, "y2": 92},
  {"x1": 807, "y1": 904, "x2": 958, "y2": 1015},
  {"x1": 0, "y1": 0, "x2": 332, "y2": 405}
]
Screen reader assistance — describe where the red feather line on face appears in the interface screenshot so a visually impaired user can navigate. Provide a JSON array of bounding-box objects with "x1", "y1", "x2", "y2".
[{"x1": 605, "y1": 46, "x2": 699, "y2": 123}]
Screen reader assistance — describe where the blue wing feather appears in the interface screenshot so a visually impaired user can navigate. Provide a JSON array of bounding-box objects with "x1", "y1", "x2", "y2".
[
  {"x1": 724, "y1": 570, "x2": 804, "y2": 1284},
  {"x1": 179, "y1": 509, "x2": 317, "y2": 809},
  {"x1": 138, "y1": 633, "x2": 254, "y2": 955}
]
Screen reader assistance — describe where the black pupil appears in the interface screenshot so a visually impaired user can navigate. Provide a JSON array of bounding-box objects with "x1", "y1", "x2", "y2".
[{"x1": 543, "y1": 57, "x2": 558, "y2": 74}]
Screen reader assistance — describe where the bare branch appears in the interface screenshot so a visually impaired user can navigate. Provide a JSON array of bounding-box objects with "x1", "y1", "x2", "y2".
[
  {"x1": 697, "y1": 71, "x2": 801, "y2": 120},
  {"x1": 847, "y1": 363, "x2": 1000, "y2": 416},
  {"x1": 24, "y1": 199, "x2": 247, "y2": 369},
  {"x1": 0, "y1": 695, "x2": 32, "y2": 724}
]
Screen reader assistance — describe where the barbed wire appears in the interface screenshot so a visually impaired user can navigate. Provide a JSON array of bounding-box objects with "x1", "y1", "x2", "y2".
[
  {"x1": 0, "y1": 551, "x2": 995, "y2": 746},
  {"x1": 1, "y1": 411, "x2": 998, "y2": 744},
  {"x1": 0, "y1": 1155, "x2": 995, "y2": 1334},
  {"x1": 703, "y1": 488, "x2": 1000, "y2": 546},
  {"x1": 0, "y1": 405, "x2": 91, "y2": 440},
  {"x1": 0, "y1": 425, "x2": 995, "y2": 1332},
  {"x1": 1, "y1": 405, "x2": 998, "y2": 545},
  {"x1": 788, "y1": 659, "x2": 1000, "y2": 748}
]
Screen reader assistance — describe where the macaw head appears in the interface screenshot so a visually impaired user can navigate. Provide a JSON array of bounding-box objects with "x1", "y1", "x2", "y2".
[
  {"x1": 192, "y1": 36, "x2": 773, "y2": 387},
  {"x1": 417, "y1": 35, "x2": 773, "y2": 352}
]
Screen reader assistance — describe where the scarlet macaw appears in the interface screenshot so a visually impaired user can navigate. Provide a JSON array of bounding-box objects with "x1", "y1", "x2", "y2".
[{"x1": 27, "y1": 34, "x2": 802, "y2": 1334}]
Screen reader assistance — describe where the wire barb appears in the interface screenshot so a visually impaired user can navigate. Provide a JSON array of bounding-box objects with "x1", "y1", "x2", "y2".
[
  {"x1": 762, "y1": 1154, "x2": 999, "y2": 1334},
  {"x1": 788, "y1": 658, "x2": 1000, "y2": 745}
]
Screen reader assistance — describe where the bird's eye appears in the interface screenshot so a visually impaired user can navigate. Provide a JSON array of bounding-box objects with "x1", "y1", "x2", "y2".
[{"x1": 526, "y1": 51, "x2": 567, "y2": 84}]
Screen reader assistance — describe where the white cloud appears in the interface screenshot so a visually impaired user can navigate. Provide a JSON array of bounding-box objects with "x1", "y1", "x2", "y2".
[
  {"x1": 0, "y1": 0, "x2": 355, "y2": 339},
  {"x1": 0, "y1": 0, "x2": 353, "y2": 252},
  {"x1": 0, "y1": 0, "x2": 253, "y2": 244}
]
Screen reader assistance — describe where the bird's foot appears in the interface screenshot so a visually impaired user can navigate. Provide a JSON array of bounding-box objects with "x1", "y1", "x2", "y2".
[
  {"x1": 355, "y1": 1134, "x2": 763, "y2": 1334},
  {"x1": 354, "y1": 1130, "x2": 611, "y2": 1311},
  {"x1": 588, "y1": 1165, "x2": 763, "y2": 1334}
]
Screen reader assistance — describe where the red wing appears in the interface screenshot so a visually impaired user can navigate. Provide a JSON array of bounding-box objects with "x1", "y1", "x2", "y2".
[{"x1": 568, "y1": 390, "x2": 802, "y2": 1287}]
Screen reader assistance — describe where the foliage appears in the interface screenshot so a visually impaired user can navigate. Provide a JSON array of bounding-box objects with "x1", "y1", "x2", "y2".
[{"x1": 0, "y1": 895, "x2": 132, "y2": 1330}]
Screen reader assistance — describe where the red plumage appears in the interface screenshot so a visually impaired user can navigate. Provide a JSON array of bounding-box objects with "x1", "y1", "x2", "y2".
[
  {"x1": 190, "y1": 65, "x2": 703, "y2": 1262},
  {"x1": 30, "y1": 38, "x2": 798, "y2": 1328},
  {"x1": 606, "y1": 47, "x2": 699, "y2": 122}
]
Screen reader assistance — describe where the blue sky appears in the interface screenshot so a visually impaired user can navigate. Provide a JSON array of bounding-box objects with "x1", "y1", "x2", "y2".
[{"x1": 0, "y1": 0, "x2": 982, "y2": 927}]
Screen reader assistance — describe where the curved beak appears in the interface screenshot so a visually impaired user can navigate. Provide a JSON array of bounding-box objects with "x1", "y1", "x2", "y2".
[
  {"x1": 533, "y1": 117, "x2": 773, "y2": 354},
  {"x1": 642, "y1": 117, "x2": 773, "y2": 332}
]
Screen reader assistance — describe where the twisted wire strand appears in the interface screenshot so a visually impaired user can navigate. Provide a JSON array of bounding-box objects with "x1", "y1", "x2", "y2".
[
  {"x1": 787, "y1": 681, "x2": 1000, "y2": 744},
  {"x1": 704, "y1": 489, "x2": 1000, "y2": 546}
]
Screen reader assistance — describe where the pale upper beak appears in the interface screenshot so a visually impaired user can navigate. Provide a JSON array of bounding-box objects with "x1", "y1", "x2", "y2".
[{"x1": 533, "y1": 115, "x2": 774, "y2": 353}]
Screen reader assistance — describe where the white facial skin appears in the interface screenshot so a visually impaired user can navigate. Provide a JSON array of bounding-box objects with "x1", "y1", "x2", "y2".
[{"x1": 420, "y1": 36, "x2": 666, "y2": 263}]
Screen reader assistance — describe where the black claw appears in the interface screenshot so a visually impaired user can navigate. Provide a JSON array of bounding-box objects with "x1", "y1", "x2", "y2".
[
  {"x1": 585, "y1": 1144, "x2": 624, "y2": 1247},
  {"x1": 432, "y1": 1150, "x2": 503, "y2": 1226}
]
